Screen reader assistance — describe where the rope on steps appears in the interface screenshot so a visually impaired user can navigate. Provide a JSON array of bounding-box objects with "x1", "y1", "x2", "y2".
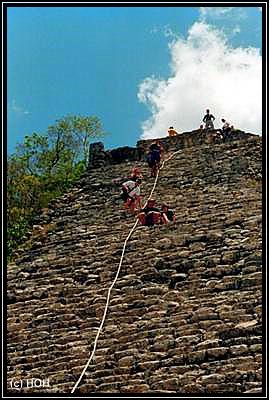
[{"x1": 71, "y1": 148, "x2": 182, "y2": 393}]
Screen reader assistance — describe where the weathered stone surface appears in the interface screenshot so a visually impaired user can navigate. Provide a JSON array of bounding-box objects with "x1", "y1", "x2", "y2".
[
  {"x1": 121, "y1": 384, "x2": 150, "y2": 393},
  {"x1": 155, "y1": 238, "x2": 173, "y2": 249},
  {"x1": 151, "y1": 377, "x2": 178, "y2": 391},
  {"x1": 118, "y1": 355, "x2": 135, "y2": 368},
  {"x1": 7, "y1": 132, "x2": 262, "y2": 394},
  {"x1": 198, "y1": 373, "x2": 226, "y2": 384}
]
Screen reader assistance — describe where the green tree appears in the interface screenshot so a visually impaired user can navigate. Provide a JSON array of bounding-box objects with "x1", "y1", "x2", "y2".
[{"x1": 7, "y1": 114, "x2": 107, "y2": 260}]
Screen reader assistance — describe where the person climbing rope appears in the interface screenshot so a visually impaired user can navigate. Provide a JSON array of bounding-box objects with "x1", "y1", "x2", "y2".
[
  {"x1": 203, "y1": 109, "x2": 215, "y2": 130},
  {"x1": 130, "y1": 166, "x2": 144, "y2": 182},
  {"x1": 138, "y1": 199, "x2": 162, "y2": 226},
  {"x1": 168, "y1": 126, "x2": 178, "y2": 137},
  {"x1": 121, "y1": 179, "x2": 142, "y2": 213},
  {"x1": 112, "y1": 166, "x2": 143, "y2": 186},
  {"x1": 161, "y1": 203, "x2": 176, "y2": 224},
  {"x1": 147, "y1": 140, "x2": 163, "y2": 177}
]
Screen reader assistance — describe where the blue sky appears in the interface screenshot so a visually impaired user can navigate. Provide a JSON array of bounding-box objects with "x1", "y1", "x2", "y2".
[{"x1": 7, "y1": 6, "x2": 263, "y2": 154}]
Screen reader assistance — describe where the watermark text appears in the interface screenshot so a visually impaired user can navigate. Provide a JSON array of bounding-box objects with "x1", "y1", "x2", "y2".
[{"x1": 9, "y1": 378, "x2": 50, "y2": 390}]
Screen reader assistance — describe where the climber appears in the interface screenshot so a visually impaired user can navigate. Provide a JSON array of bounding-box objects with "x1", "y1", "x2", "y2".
[
  {"x1": 168, "y1": 126, "x2": 178, "y2": 137},
  {"x1": 121, "y1": 178, "x2": 142, "y2": 212},
  {"x1": 147, "y1": 140, "x2": 163, "y2": 177},
  {"x1": 161, "y1": 204, "x2": 176, "y2": 224},
  {"x1": 130, "y1": 166, "x2": 144, "y2": 182},
  {"x1": 138, "y1": 199, "x2": 162, "y2": 226},
  {"x1": 203, "y1": 109, "x2": 215, "y2": 130},
  {"x1": 151, "y1": 140, "x2": 164, "y2": 159},
  {"x1": 112, "y1": 166, "x2": 143, "y2": 187}
]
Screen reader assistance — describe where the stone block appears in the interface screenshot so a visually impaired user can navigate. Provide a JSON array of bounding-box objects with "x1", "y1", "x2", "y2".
[
  {"x1": 137, "y1": 360, "x2": 160, "y2": 371},
  {"x1": 118, "y1": 356, "x2": 135, "y2": 368},
  {"x1": 191, "y1": 307, "x2": 218, "y2": 322},
  {"x1": 120, "y1": 384, "x2": 150, "y2": 393},
  {"x1": 182, "y1": 383, "x2": 205, "y2": 393},
  {"x1": 151, "y1": 377, "x2": 179, "y2": 391},
  {"x1": 189, "y1": 242, "x2": 206, "y2": 252},
  {"x1": 207, "y1": 347, "x2": 228, "y2": 360},
  {"x1": 155, "y1": 238, "x2": 173, "y2": 250},
  {"x1": 230, "y1": 344, "x2": 249, "y2": 356},
  {"x1": 187, "y1": 350, "x2": 207, "y2": 363},
  {"x1": 198, "y1": 373, "x2": 226, "y2": 384}
]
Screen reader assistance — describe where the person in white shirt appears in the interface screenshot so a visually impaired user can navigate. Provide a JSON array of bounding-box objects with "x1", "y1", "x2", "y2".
[
  {"x1": 220, "y1": 118, "x2": 233, "y2": 141},
  {"x1": 121, "y1": 179, "x2": 142, "y2": 213},
  {"x1": 221, "y1": 118, "x2": 230, "y2": 130}
]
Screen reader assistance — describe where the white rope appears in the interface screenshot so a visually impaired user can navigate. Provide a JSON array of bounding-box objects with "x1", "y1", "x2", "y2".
[
  {"x1": 71, "y1": 218, "x2": 139, "y2": 393},
  {"x1": 71, "y1": 148, "x2": 181, "y2": 393}
]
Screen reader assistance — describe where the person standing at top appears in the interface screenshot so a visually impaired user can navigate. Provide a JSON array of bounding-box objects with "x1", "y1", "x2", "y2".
[
  {"x1": 203, "y1": 109, "x2": 215, "y2": 130},
  {"x1": 168, "y1": 126, "x2": 178, "y2": 137}
]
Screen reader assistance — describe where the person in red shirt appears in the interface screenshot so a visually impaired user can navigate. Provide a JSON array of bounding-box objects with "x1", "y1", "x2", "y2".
[
  {"x1": 138, "y1": 199, "x2": 161, "y2": 226},
  {"x1": 161, "y1": 204, "x2": 175, "y2": 224},
  {"x1": 130, "y1": 166, "x2": 143, "y2": 181}
]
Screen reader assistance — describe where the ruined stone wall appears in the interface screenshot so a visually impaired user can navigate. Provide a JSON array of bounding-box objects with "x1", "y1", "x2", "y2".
[
  {"x1": 87, "y1": 129, "x2": 255, "y2": 169},
  {"x1": 6, "y1": 132, "x2": 262, "y2": 394}
]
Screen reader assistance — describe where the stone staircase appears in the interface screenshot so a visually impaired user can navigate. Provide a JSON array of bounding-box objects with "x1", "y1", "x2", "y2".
[{"x1": 6, "y1": 131, "x2": 262, "y2": 394}]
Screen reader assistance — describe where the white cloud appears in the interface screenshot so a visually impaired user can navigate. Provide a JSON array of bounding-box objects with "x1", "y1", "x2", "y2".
[
  {"x1": 232, "y1": 26, "x2": 241, "y2": 35},
  {"x1": 199, "y1": 7, "x2": 234, "y2": 19},
  {"x1": 138, "y1": 22, "x2": 262, "y2": 139},
  {"x1": 8, "y1": 99, "x2": 31, "y2": 115},
  {"x1": 199, "y1": 6, "x2": 247, "y2": 22},
  {"x1": 150, "y1": 27, "x2": 158, "y2": 34},
  {"x1": 164, "y1": 25, "x2": 179, "y2": 40}
]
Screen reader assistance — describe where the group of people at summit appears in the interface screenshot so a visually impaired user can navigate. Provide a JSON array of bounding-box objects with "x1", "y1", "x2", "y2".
[
  {"x1": 118, "y1": 108, "x2": 236, "y2": 227},
  {"x1": 168, "y1": 109, "x2": 234, "y2": 138}
]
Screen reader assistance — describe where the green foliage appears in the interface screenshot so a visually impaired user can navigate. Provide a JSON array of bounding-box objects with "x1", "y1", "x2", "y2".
[
  {"x1": 7, "y1": 114, "x2": 107, "y2": 260},
  {"x1": 7, "y1": 216, "x2": 30, "y2": 263}
]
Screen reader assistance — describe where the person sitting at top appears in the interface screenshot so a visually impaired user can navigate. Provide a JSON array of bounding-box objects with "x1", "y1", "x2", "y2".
[
  {"x1": 138, "y1": 199, "x2": 162, "y2": 226},
  {"x1": 168, "y1": 126, "x2": 178, "y2": 137},
  {"x1": 220, "y1": 118, "x2": 232, "y2": 141},
  {"x1": 161, "y1": 204, "x2": 176, "y2": 224},
  {"x1": 221, "y1": 118, "x2": 230, "y2": 130},
  {"x1": 121, "y1": 179, "x2": 142, "y2": 213},
  {"x1": 203, "y1": 109, "x2": 215, "y2": 130},
  {"x1": 197, "y1": 124, "x2": 205, "y2": 138}
]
